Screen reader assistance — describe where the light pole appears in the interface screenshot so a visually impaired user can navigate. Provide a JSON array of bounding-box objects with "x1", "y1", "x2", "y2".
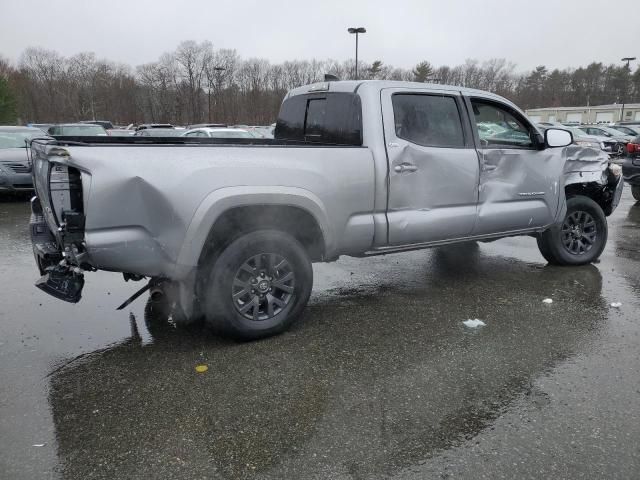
[
  {"x1": 347, "y1": 27, "x2": 366, "y2": 80},
  {"x1": 620, "y1": 57, "x2": 636, "y2": 122},
  {"x1": 208, "y1": 66, "x2": 226, "y2": 123}
]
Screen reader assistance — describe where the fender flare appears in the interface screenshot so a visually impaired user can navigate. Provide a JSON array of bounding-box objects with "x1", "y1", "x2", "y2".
[{"x1": 174, "y1": 186, "x2": 333, "y2": 272}]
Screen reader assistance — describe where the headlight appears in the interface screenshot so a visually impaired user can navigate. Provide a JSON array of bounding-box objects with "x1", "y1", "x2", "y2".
[
  {"x1": 609, "y1": 163, "x2": 622, "y2": 177},
  {"x1": 600, "y1": 142, "x2": 606, "y2": 150}
]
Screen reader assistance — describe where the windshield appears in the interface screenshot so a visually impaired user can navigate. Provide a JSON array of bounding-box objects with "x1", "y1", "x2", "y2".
[
  {"x1": 600, "y1": 126, "x2": 626, "y2": 136},
  {"x1": 0, "y1": 130, "x2": 44, "y2": 148}
]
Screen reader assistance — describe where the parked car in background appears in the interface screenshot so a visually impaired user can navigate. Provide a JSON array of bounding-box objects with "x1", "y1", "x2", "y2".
[
  {"x1": 247, "y1": 126, "x2": 275, "y2": 138},
  {"x1": 622, "y1": 135, "x2": 640, "y2": 201},
  {"x1": 577, "y1": 125, "x2": 630, "y2": 155},
  {"x1": 186, "y1": 123, "x2": 227, "y2": 129},
  {"x1": 79, "y1": 120, "x2": 114, "y2": 131},
  {"x1": 536, "y1": 124, "x2": 603, "y2": 150},
  {"x1": 134, "y1": 128, "x2": 184, "y2": 137},
  {"x1": 27, "y1": 123, "x2": 53, "y2": 132},
  {"x1": 109, "y1": 129, "x2": 135, "y2": 136},
  {"x1": 181, "y1": 127, "x2": 254, "y2": 138},
  {"x1": 0, "y1": 126, "x2": 47, "y2": 192},
  {"x1": 608, "y1": 125, "x2": 640, "y2": 136},
  {"x1": 48, "y1": 124, "x2": 108, "y2": 136},
  {"x1": 135, "y1": 124, "x2": 174, "y2": 131}
]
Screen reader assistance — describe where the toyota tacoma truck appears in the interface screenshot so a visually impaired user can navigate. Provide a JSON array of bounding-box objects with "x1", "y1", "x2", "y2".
[{"x1": 29, "y1": 80, "x2": 624, "y2": 339}]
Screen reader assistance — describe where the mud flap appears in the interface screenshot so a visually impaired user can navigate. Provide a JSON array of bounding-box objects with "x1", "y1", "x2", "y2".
[{"x1": 35, "y1": 265, "x2": 84, "y2": 303}]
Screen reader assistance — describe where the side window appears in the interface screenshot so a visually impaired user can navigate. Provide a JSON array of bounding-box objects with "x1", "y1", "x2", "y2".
[
  {"x1": 392, "y1": 94, "x2": 465, "y2": 148},
  {"x1": 471, "y1": 100, "x2": 534, "y2": 148},
  {"x1": 304, "y1": 98, "x2": 327, "y2": 138}
]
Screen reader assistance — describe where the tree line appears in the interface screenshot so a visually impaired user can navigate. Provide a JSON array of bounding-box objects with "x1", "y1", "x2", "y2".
[{"x1": 1, "y1": 40, "x2": 639, "y2": 126}]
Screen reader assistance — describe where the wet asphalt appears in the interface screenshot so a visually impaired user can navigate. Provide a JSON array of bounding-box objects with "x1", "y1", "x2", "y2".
[{"x1": 1, "y1": 191, "x2": 639, "y2": 480}]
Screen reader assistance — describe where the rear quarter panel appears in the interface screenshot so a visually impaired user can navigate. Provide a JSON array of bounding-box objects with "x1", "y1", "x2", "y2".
[{"x1": 61, "y1": 144, "x2": 376, "y2": 278}]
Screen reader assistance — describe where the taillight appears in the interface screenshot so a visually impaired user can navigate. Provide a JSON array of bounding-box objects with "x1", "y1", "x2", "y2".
[{"x1": 627, "y1": 143, "x2": 639, "y2": 154}]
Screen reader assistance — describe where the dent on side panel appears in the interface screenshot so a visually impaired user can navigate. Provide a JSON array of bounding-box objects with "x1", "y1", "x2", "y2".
[
  {"x1": 562, "y1": 145, "x2": 609, "y2": 186},
  {"x1": 387, "y1": 143, "x2": 479, "y2": 244},
  {"x1": 84, "y1": 175, "x2": 189, "y2": 275},
  {"x1": 476, "y1": 148, "x2": 552, "y2": 233}
]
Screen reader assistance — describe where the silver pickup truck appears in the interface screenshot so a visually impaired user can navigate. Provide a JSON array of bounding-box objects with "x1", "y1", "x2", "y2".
[{"x1": 30, "y1": 80, "x2": 624, "y2": 339}]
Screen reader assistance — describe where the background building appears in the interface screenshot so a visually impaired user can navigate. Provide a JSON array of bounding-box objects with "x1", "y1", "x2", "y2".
[{"x1": 526, "y1": 103, "x2": 640, "y2": 124}]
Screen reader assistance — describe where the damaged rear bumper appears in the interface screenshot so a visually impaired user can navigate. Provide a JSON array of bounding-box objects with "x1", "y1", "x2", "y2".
[{"x1": 30, "y1": 196, "x2": 85, "y2": 303}]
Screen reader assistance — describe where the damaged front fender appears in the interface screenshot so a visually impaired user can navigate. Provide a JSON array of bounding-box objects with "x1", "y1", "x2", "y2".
[{"x1": 560, "y1": 145, "x2": 623, "y2": 218}]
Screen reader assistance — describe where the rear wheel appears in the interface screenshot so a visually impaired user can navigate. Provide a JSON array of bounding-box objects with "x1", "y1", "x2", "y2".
[
  {"x1": 202, "y1": 230, "x2": 313, "y2": 340},
  {"x1": 537, "y1": 195, "x2": 607, "y2": 266},
  {"x1": 632, "y1": 185, "x2": 640, "y2": 201}
]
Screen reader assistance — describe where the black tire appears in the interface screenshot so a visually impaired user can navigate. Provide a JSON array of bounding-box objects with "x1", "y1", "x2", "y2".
[
  {"x1": 537, "y1": 195, "x2": 607, "y2": 266},
  {"x1": 202, "y1": 230, "x2": 313, "y2": 340},
  {"x1": 632, "y1": 185, "x2": 640, "y2": 201}
]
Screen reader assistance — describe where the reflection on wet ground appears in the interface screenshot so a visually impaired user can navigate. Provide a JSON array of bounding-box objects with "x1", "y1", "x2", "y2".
[{"x1": 1, "y1": 192, "x2": 640, "y2": 479}]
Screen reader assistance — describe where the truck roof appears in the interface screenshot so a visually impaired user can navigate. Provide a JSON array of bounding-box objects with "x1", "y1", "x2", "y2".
[{"x1": 287, "y1": 80, "x2": 516, "y2": 109}]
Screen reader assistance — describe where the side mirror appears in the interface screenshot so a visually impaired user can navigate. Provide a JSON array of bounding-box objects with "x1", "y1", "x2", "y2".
[{"x1": 545, "y1": 128, "x2": 572, "y2": 148}]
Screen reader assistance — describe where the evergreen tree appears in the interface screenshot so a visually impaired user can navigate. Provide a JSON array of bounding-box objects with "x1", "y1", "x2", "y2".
[
  {"x1": 412, "y1": 61, "x2": 434, "y2": 82},
  {"x1": 0, "y1": 76, "x2": 17, "y2": 124}
]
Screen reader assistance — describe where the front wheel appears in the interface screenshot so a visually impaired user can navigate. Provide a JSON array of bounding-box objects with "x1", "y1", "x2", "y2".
[
  {"x1": 632, "y1": 185, "x2": 640, "y2": 201},
  {"x1": 202, "y1": 230, "x2": 313, "y2": 340},
  {"x1": 537, "y1": 195, "x2": 607, "y2": 266}
]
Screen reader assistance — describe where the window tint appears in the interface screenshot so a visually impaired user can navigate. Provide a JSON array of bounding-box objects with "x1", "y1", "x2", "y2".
[
  {"x1": 274, "y1": 92, "x2": 362, "y2": 145},
  {"x1": 304, "y1": 99, "x2": 327, "y2": 138},
  {"x1": 472, "y1": 101, "x2": 533, "y2": 148},
  {"x1": 392, "y1": 94, "x2": 464, "y2": 148}
]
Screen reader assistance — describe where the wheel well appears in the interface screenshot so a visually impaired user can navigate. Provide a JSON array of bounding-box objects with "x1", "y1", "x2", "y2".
[
  {"x1": 565, "y1": 182, "x2": 613, "y2": 215},
  {"x1": 199, "y1": 205, "x2": 326, "y2": 267}
]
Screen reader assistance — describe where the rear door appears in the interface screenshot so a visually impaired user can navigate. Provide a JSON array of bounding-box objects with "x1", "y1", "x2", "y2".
[
  {"x1": 468, "y1": 98, "x2": 564, "y2": 235},
  {"x1": 382, "y1": 88, "x2": 480, "y2": 245}
]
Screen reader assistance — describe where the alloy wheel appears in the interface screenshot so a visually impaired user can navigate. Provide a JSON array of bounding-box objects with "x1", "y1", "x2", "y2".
[
  {"x1": 561, "y1": 210, "x2": 597, "y2": 255},
  {"x1": 231, "y1": 253, "x2": 295, "y2": 321}
]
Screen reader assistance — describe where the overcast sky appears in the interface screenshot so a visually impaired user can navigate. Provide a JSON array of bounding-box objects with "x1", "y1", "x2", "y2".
[{"x1": 1, "y1": 0, "x2": 638, "y2": 72}]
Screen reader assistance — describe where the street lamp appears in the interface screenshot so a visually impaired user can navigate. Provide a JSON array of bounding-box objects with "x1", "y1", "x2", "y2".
[
  {"x1": 620, "y1": 57, "x2": 636, "y2": 122},
  {"x1": 208, "y1": 66, "x2": 226, "y2": 123},
  {"x1": 347, "y1": 27, "x2": 366, "y2": 80}
]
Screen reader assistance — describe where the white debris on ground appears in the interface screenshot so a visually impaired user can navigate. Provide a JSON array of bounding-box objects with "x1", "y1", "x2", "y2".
[
  {"x1": 463, "y1": 319, "x2": 486, "y2": 328},
  {"x1": 543, "y1": 298, "x2": 553, "y2": 304},
  {"x1": 32, "y1": 444, "x2": 45, "y2": 447},
  {"x1": 610, "y1": 302, "x2": 622, "y2": 308}
]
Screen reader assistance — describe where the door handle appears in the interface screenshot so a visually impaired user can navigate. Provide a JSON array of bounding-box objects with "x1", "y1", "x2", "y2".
[
  {"x1": 482, "y1": 164, "x2": 498, "y2": 172},
  {"x1": 394, "y1": 164, "x2": 418, "y2": 173}
]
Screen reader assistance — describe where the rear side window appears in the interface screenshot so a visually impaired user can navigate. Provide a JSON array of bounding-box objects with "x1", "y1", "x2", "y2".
[
  {"x1": 275, "y1": 92, "x2": 362, "y2": 145},
  {"x1": 392, "y1": 94, "x2": 465, "y2": 148},
  {"x1": 304, "y1": 99, "x2": 327, "y2": 138}
]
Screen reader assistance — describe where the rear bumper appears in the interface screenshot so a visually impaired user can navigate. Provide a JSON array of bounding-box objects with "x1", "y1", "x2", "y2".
[
  {"x1": 30, "y1": 196, "x2": 63, "y2": 271},
  {"x1": 30, "y1": 196, "x2": 85, "y2": 303}
]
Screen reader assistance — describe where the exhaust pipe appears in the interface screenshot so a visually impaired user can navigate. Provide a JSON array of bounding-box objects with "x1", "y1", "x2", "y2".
[{"x1": 149, "y1": 285, "x2": 165, "y2": 302}]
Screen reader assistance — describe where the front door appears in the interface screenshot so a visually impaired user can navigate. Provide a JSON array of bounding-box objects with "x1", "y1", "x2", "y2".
[
  {"x1": 382, "y1": 88, "x2": 480, "y2": 245},
  {"x1": 469, "y1": 98, "x2": 564, "y2": 236}
]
